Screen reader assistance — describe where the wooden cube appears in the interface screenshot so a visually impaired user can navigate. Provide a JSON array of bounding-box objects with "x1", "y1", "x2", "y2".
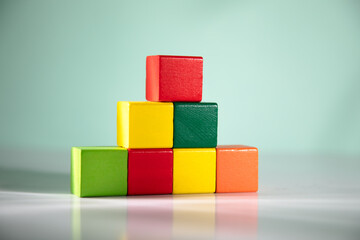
[
  {"x1": 117, "y1": 102, "x2": 173, "y2": 148},
  {"x1": 128, "y1": 149, "x2": 173, "y2": 195},
  {"x1": 216, "y1": 145, "x2": 258, "y2": 193},
  {"x1": 173, "y1": 148, "x2": 216, "y2": 194},
  {"x1": 173, "y1": 102, "x2": 218, "y2": 148},
  {"x1": 71, "y1": 147, "x2": 128, "y2": 197},
  {"x1": 146, "y1": 55, "x2": 203, "y2": 102}
]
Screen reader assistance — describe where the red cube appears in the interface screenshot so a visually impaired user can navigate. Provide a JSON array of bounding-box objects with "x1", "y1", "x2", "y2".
[
  {"x1": 128, "y1": 149, "x2": 173, "y2": 195},
  {"x1": 146, "y1": 55, "x2": 203, "y2": 102}
]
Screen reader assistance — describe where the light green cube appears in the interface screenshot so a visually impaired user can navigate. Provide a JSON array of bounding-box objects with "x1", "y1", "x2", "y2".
[{"x1": 71, "y1": 147, "x2": 128, "y2": 197}]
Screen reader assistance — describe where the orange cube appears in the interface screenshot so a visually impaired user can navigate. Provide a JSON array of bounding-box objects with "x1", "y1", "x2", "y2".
[{"x1": 216, "y1": 145, "x2": 258, "y2": 193}]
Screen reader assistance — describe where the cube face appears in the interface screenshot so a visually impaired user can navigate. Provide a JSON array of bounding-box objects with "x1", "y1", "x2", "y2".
[
  {"x1": 117, "y1": 102, "x2": 173, "y2": 149},
  {"x1": 173, "y1": 148, "x2": 216, "y2": 194},
  {"x1": 71, "y1": 147, "x2": 128, "y2": 197},
  {"x1": 173, "y1": 103, "x2": 218, "y2": 148},
  {"x1": 216, "y1": 145, "x2": 258, "y2": 193},
  {"x1": 146, "y1": 55, "x2": 203, "y2": 102},
  {"x1": 128, "y1": 149, "x2": 173, "y2": 195}
]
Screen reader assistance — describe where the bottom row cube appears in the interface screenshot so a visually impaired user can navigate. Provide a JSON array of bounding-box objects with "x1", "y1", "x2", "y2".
[{"x1": 71, "y1": 146, "x2": 258, "y2": 197}]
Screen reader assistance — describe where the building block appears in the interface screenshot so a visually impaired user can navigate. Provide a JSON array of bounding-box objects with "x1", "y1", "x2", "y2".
[
  {"x1": 173, "y1": 148, "x2": 216, "y2": 194},
  {"x1": 146, "y1": 55, "x2": 203, "y2": 102},
  {"x1": 71, "y1": 147, "x2": 128, "y2": 197},
  {"x1": 128, "y1": 149, "x2": 173, "y2": 195},
  {"x1": 173, "y1": 102, "x2": 218, "y2": 148},
  {"x1": 216, "y1": 145, "x2": 258, "y2": 193},
  {"x1": 117, "y1": 102, "x2": 173, "y2": 148}
]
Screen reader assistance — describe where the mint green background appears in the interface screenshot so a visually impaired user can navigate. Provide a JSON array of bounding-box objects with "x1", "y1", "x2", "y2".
[{"x1": 0, "y1": 0, "x2": 359, "y2": 173}]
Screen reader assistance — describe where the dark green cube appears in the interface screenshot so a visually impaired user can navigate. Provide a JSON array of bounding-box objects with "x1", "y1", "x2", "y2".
[{"x1": 173, "y1": 102, "x2": 218, "y2": 148}]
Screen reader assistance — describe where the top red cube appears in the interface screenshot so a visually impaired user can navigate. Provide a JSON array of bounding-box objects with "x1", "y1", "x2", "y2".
[{"x1": 146, "y1": 55, "x2": 203, "y2": 102}]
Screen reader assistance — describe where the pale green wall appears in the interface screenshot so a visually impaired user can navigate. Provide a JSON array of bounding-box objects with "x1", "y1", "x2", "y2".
[{"x1": 1, "y1": 0, "x2": 359, "y2": 172}]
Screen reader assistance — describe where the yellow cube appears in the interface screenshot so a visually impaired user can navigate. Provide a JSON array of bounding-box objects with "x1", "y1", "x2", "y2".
[
  {"x1": 173, "y1": 148, "x2": 216, "y2": 194},
  {"x1": 117, "y1": 101, "x2": 173, "y2": 148}
]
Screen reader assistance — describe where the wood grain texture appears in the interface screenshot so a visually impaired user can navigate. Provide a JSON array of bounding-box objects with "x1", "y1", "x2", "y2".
[
  {"x1": 216, "y1": 145, "x2": 258, "y2": 193},
  {"x1": 128, "y1": 148, "x2": 173, "y2": 195},
  {"x1": 146, "y1": 55, "x2": 203, "y2": 102},
  {"x1": 173, "y1": 102, "x2": 218, "y2": 148}
]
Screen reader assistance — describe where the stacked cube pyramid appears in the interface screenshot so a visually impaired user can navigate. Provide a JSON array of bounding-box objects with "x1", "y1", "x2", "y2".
[{"x1": 71, "y1": 55, "x2": 258, "y2": 197}]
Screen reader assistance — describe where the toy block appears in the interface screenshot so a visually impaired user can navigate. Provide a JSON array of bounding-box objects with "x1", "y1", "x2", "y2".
[
  {"x1": 146, "y1": 55, "x2": 203, "y2": 102},
  {"x1": 216, "y1": 145, "x2": 258, "y2": 193},
  {"x1": 173, "y1": 102, "x2": 218, "y2": 148},
  {"x1": 71, "y1": 147, "x2": 128, "y2": 197},
  {"x1": 128, "y1": 149, "x2": 173, "y2": 195},
  {"x1": 117, "y1": 101, "x2": 173, "y2": 148},
  {"x1": 173, "y1": 148, "x2": 216, "y2": 194}
]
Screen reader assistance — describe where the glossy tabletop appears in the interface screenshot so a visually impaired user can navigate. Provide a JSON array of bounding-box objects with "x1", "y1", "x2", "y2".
[{"x1": 1, "y1": 154, "x2": 359, "y2": 240}]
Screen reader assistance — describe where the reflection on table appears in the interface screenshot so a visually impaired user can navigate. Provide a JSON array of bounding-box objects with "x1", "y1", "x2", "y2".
[{"x1": 71, "y1": 193, "x2": 258, "y2": 240}]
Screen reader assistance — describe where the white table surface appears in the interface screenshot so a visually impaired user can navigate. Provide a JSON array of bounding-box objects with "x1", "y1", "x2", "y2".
[{"x1": 1, "y1": 154, "x2": 359, "y2": 240}]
